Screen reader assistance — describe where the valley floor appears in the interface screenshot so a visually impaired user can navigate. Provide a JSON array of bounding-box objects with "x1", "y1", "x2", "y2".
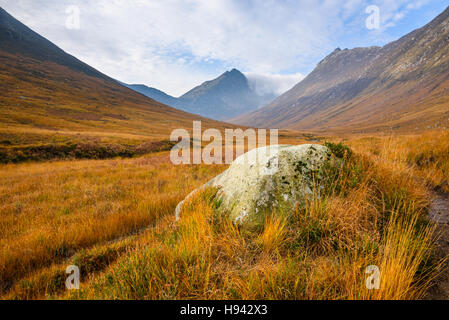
[{"x1": 0, "y1": 131, "x2": 448, "y2": 300}]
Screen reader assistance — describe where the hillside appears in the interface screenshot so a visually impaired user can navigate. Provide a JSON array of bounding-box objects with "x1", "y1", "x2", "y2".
[
  {"x1": 123, "y1": 83, "x2": 179, "y2": 108},
  {"x1": 0, "y1": 7, "x2": 227, "y2": 160},
  {"x1": 232, "y1": 6, "x2": 449, "y2": 133},
  {"x1": 126, "y1": 69, "x2": 276, "y2": 121}
]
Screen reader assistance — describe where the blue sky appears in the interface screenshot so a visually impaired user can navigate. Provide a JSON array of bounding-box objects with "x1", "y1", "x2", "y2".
[{"x1": 1, "y1": 0, "x2": 447, "y2": 96}]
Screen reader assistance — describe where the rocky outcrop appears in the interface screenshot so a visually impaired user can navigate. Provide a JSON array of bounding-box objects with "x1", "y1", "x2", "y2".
[{"x1": 176, "y1": 144, "x2": 332, "y2": 229}]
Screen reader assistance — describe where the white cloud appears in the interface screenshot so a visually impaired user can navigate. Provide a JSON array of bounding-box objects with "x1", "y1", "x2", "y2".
[
  {"x1": 0, "y1": 0, "x2": 341, "y2": 95},
  {"x1": 374, "y1": 0, "x2": 432, "y2": 29},
  {"x1": 244, "y1": 72, "x2": 305, "y2": 96},
  {"x1": 0, "y1": 0, "x2": 437, "y2": 96}
]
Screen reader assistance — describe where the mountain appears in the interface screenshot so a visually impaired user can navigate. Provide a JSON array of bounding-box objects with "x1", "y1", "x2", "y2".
[
  {"x1": 122, "y1": 83, "x2": 179, "y2": 107},
  {"x1": 178, "y1": 69, "x2": 276, "y2": 120},
  {"x1": 125, "y1": 69, "x2": 276, "y2": 121},
  {"x1": 232, "y1": 6, "x2": 449, "y2": 133},
  {"x1": 0, "y1": 7, "x2": 225, "y2": 145}
]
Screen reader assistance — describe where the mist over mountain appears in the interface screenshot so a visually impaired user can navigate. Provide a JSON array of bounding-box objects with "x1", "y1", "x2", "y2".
[
  {"x1": 232, "y1": 6, "x2": 449, "y2": 133},
  {"x1": 244, "y1": 72, "x2": 305, "y2": 96},
  {"x1": 125, "y1": 69, "x2": 277, "y2": 121}
]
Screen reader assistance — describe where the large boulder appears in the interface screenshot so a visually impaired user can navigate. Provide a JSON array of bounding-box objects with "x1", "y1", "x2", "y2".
[{"x1": 176, "y1": 144, "x2": 332, "y2": 229}]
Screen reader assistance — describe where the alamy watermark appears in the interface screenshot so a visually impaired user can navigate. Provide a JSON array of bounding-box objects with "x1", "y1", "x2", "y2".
[
  {"x1": 65, "y1": 5, "x2": 81, "y2": 30},
  {"x1": 170, "y1": 121, "x2": 279, "y2": 168},
  {"x1": 66, "y1": 265, "x2": 80, "y2": 290},
  {"x1": 365, "y1": 265, "x2": 380, "y2": 290},
  {"x1": 365, "y1": 5, "x2": 380, "y2": 30}
]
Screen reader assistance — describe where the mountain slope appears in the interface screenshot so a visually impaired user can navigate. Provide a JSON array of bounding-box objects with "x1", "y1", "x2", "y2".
[
  {"x1": 232, "y1": 6, "x2": 449, "y2": 133},
  {"x1": 123, "y1": 83, "x2": 179, "y2": 107},
  {"x1": 0, "y1": 7, "x2": 225, "y2": 146},
  {"x1": 125, "y1": 69, "x2": 276, "y2": 121}
]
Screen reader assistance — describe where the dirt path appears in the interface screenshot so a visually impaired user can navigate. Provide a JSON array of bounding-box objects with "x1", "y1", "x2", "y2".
[{"x1": 425, "y1": 190, "x2": 449, "y2": 300}]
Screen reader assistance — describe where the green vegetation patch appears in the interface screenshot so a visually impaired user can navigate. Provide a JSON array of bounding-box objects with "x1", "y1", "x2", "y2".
[{"x1": 0, "y1": 140, "x2": 176, "y2": 164}]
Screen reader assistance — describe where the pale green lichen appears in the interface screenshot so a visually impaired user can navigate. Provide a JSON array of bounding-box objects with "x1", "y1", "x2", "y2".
[{"x1": 176, "y1": 144, "x2": 332, "y2": 230}]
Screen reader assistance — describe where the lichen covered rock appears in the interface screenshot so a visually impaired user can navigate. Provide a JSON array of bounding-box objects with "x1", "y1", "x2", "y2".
[{"x1": 176, "y1": 144, "x2": 332, "y2": 229}]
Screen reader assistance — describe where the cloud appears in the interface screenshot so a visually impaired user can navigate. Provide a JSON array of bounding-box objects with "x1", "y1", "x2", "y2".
[
  {"x1": 0, "y1": 0, "x2": 438, "y2": 96},
  {"x1": 0, "y1": 0, "x2": 342, "y2": 95},
  {"x1": 374, "y1": 0, "x2": 432, "y2": 29},
  {"x1": 244, "y1": 72, "x2": 305, "y2": 96}
]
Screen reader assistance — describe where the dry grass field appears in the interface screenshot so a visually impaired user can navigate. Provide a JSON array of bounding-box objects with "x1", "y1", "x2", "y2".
[
  {"x1": 0, "y1": 130, "x2": 448, "y2": 300},
  {"x1": 1, "y1": 2, "x2": 449, "y2": 302},
  {"x1": 0, "y1": 49, "x2": 236, "y2": 164}
]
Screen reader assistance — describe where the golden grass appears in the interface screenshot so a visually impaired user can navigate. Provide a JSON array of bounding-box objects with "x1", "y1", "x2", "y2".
[
  {"x1": 0, "y1": 131, "x2": 448, "y2": 300},
  {"x1": 60, "y1": 133, "x2": 445, "y2": 300},
  {"x1": 348, "y1": 131, "x2": 449, "y2": 192},
  {"x1": 258, "y1": 215, "x2": 287, "y2": 252},
  {"x1": 0, "y1": 153, "x2": 225, "y2": 295}
]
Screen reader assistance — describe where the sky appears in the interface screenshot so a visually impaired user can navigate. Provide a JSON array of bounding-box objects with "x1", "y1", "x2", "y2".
[{"x1": 1, "y1": 0, "x2": 448, "y2": 97}]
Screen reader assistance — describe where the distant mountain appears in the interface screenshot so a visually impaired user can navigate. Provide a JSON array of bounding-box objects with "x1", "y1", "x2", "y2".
[
  {"x1": 123, "y1": 83, "x2": 179, "y2": 107},
  {"x1": 232, "y1": 6, "x2": 449, "y2": 133},
  {"x1": 125, "y1": 69, "x2": 276, "y2": 121},
  {"x1": 0, "y1": 7, "x2": 223, "y2": 139}
]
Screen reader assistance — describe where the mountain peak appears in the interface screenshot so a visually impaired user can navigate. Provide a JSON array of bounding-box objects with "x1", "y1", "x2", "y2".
[
  {"x1": 232, "y1": 5, "x2": 449, "y2": 133},
  {"x1": 192, "y1": 68, "x2": 247, "y2": 90},
  {"x1": 318, "y1": 48, "x2": 342, "y2": 65},
  {"x1": 318, "y1": 46, "x2": 381, "y2": 67},
  {"x1": 171, "y1": 68, "x2": 274, "y2": 120},
  {"x1": 228, "y1": 68, "x2": 243, "y2": 74},
  {"x1": 221, "y1": 68, "x2": 245, "y2": 80},
  {"x1": 333, "y1": 47, "x2": 342, "y2": 54}
]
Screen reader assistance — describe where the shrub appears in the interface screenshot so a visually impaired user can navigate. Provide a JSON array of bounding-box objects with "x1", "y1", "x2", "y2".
[{"x1": 325, "y1": 142, "x2": 354, "y2": 159}]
